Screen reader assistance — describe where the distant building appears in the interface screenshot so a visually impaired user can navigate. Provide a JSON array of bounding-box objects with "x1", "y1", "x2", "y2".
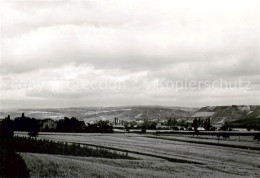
[
  {"x1": 197, "y1": 127, "x2": 206, "y2": 131},
  {"x1": 40, "y1": 119, "x2": 57, "y2": 131},
  {"x1": 112, "y1": 125, "x2": 125, "y2": 129}
]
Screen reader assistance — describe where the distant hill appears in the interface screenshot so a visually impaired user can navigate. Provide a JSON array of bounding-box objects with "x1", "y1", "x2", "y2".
[
  {"x1": 1, "y1": 105, "x2": 259, "y2": 127},
  {"x1": 225, "y1": 106, "x2": 260, "y2": 129},
  {"x1": 196, "y1": 105, "x2": 260, "y2": 126},
  {"x1": 0, "y1": 106, "x2": 198, "y2": 123}
]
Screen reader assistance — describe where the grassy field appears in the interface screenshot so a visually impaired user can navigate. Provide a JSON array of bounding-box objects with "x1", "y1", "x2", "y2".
[
  {"x1": 16, "y1": 132, "x2": 260, "y2": 177},
  {"x1": 20, "y1": 152, "x2": 250, "y2": 178}
]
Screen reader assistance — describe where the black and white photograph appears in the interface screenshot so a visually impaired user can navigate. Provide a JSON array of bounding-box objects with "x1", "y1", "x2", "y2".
[{"x1": 0, "y1": 0, "x2": 260, "y2": 177}]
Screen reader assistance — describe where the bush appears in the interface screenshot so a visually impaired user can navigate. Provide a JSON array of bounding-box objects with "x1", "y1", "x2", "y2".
[
  {"x1": 172, "y1": 126, "x2": 179, "y2": 131},
  {"x1": 0, "y1": 149, "x2": 29, "y2": 177},
  {"x1": 222, "y1": 133, "x2": 230, "y2": 140},
  {"x1": 209, "y1": 127, "x2": 216, "y2": 131},
  {"x1": 28, "y1": 131, "x2": 39, "y2": 137},
  {"x1": 141, "y1": 126, "x2": 146, "y2": 133},
  {"x1": 254, "y1": 133, "x2": 260, "y2": 142}
]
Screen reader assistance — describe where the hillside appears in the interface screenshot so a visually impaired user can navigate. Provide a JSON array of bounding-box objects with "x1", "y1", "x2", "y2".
[
  {"x1": 226, "y1": 108, "x2": 260, "y2": 129},
  {"x1": 0, "y1": 106, "x2": 197, "y2": 123},
  {"x1": 1, "y1": 105, "x2": 259, "y2": 126},
  {"x1": 197, "y1": 105, "x2": 260, "y2": 125}
]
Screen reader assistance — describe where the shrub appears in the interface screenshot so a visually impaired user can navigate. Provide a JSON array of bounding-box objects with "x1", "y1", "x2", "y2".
[
  {"x1": 254, "y1": 133, "x2": 260, "y2": 142},
  {"x1": 172, "y1": 126, "x2": 179, "y2": 131},
  {"x1": 28, "y1": 131, "x2": 39, "y2": 137},
  {"x1": 0, "y1": 149, "x2": 29, "y2": 177}
]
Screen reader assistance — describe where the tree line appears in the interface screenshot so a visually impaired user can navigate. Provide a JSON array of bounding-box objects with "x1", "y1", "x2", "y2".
[{"x1": 0, "y1": 113, "x2": 113, "y2": 138}]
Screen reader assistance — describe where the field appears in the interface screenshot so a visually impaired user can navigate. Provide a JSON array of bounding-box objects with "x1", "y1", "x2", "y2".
[
  {"x1": 16, "y1": 132, "x2": 260, "y2": 177},
  {"x1": 19, "y1": 152, "x2": 248, "y2": 178}
]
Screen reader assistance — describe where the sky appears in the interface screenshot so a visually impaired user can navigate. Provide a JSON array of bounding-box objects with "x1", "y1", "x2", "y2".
[{"x1": 0, "y1": 0, "x2": 259, "y2": 109}]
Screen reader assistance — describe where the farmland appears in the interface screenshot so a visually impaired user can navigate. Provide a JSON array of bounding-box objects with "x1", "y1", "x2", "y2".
[
  {"x1": 16, "y1": 132, "x2": 260, "y2": 177},
  {"x1": 19, "y1": 152, "x2": 248, "y2": 178}
]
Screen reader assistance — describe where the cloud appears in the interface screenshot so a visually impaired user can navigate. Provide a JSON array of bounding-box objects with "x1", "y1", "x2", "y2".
[{"x1": 0, "y1": 0, "x2": 259, "y2": 108}]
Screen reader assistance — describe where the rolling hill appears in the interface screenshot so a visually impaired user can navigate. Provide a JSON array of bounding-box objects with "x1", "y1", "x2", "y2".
[
  {"x1": 0, "y1": 106, "x2": 197, "y2": 123},
  {"x1": 1, "y1": 105, "x2": 259, "y2": 127},
  {"x1": 197, "y1": 105, "x2": 260, "y2": 126}
]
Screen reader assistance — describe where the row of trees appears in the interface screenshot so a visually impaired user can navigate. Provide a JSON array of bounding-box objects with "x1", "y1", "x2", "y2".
[
  {"x1": 56, "y1": 118, "x2": 113, "y2": 133},
  {"x1": 0, "y1": 114, "x2": 114, "y2": 138},
  {"x1": 122, "y1": 117, "x2": 213, "y2": 132},
  {"x1": 138, "y1": 117, "x2": 213, "y2": 131},
  {"x1": 192, "y1": 118, "x2": 212, "y2": 131}
]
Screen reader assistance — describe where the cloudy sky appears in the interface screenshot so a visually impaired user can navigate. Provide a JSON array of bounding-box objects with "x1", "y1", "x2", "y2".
[{"x1": 0, "y1": 0, "x2": 259, "y2": 108}]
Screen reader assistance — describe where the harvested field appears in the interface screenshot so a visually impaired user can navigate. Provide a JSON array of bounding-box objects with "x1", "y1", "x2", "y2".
[
  {"x1": 20, "y1": 152, "x2": 253, "y2": 178},
  {"x1": 16, "y1": 132, "x2": 260, "y2": 177}
]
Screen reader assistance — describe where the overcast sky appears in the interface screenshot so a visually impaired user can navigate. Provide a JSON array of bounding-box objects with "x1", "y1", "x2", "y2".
[{"x1": 0, "y1": 0, "x2": 259, "y2": 109}]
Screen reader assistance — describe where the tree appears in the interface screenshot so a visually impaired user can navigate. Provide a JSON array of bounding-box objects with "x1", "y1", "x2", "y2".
[
  {"x1": 0, "y1": 115, "x2": 14, "y2": 138},
  {"x1": 56, "y1": 117, "x2": 85, "y2": 132},
  {"x1": 97, "y1": 120, "x2": 113, "y2": 133},
  {"x1": 149, "y1": 122, "x2": 157, "y2": 130},
  {"x1": 221, "y1": 122, "x2": 228, "y2": 131},
  {"x1": 140, "y1": 120, "x2": 149, "y2": 133},
  {"x1": 85, "y1": 120, "x2": 113, "y2": 133},
  {"x1": 179, "y1": 120, "x2": 186, "y2": 127},
  {"x1": 198, "y1": 118, "x2": 201, "y2": 127},
  {"x1": 254, "y1": 133, "x2": 260, "y2": 143},
  {"x1": 28, "y1": 118, "x2": 39, "y2": 137},
  {"x1": 203, "y1": 118, "x2": 211, "y2": 131},
  {"x1": 130, "y1": 122, "x2": 135, "y2": 129},
  {"x1": 124, "y1": 123, "x2": 130, "y2": 132},
  {"x1": 167, "y1": 118, "x2": 177, "y2": 127},
  {"x1": 141, "y1": 125, "x2": 146, "y2": 133},
  {"x1": 192, "y1": 118, "x2": 198, "y2": 131},
  {"x1": 14, "y1": 113, "x2": 40, "y2": 132}
]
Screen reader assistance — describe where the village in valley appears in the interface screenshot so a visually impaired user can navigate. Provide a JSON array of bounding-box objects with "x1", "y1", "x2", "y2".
[
  {"x1": 1, "y1": 105, "x2": 260, "y2": 177},
  {"x1": 1, "y1": 105, "x2": 259, "y2": 135},
  {"x1": 1, "y1": 0, "x2": 259, "y2": 177}
]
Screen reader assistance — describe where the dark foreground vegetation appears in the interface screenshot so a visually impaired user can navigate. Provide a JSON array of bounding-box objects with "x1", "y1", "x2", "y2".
[
  {"x1": 0, "y1": 149, "x2": 29, "y2": 177},
  {"x1": 0, "y1": 136, "x2": 132, "y2": 159},
  {"x1": 0, "y1": 117, "x2": 132, "y2": 177},
  {"x1": 0, "y1": 114, "x2": 113, "y2": 134}
]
